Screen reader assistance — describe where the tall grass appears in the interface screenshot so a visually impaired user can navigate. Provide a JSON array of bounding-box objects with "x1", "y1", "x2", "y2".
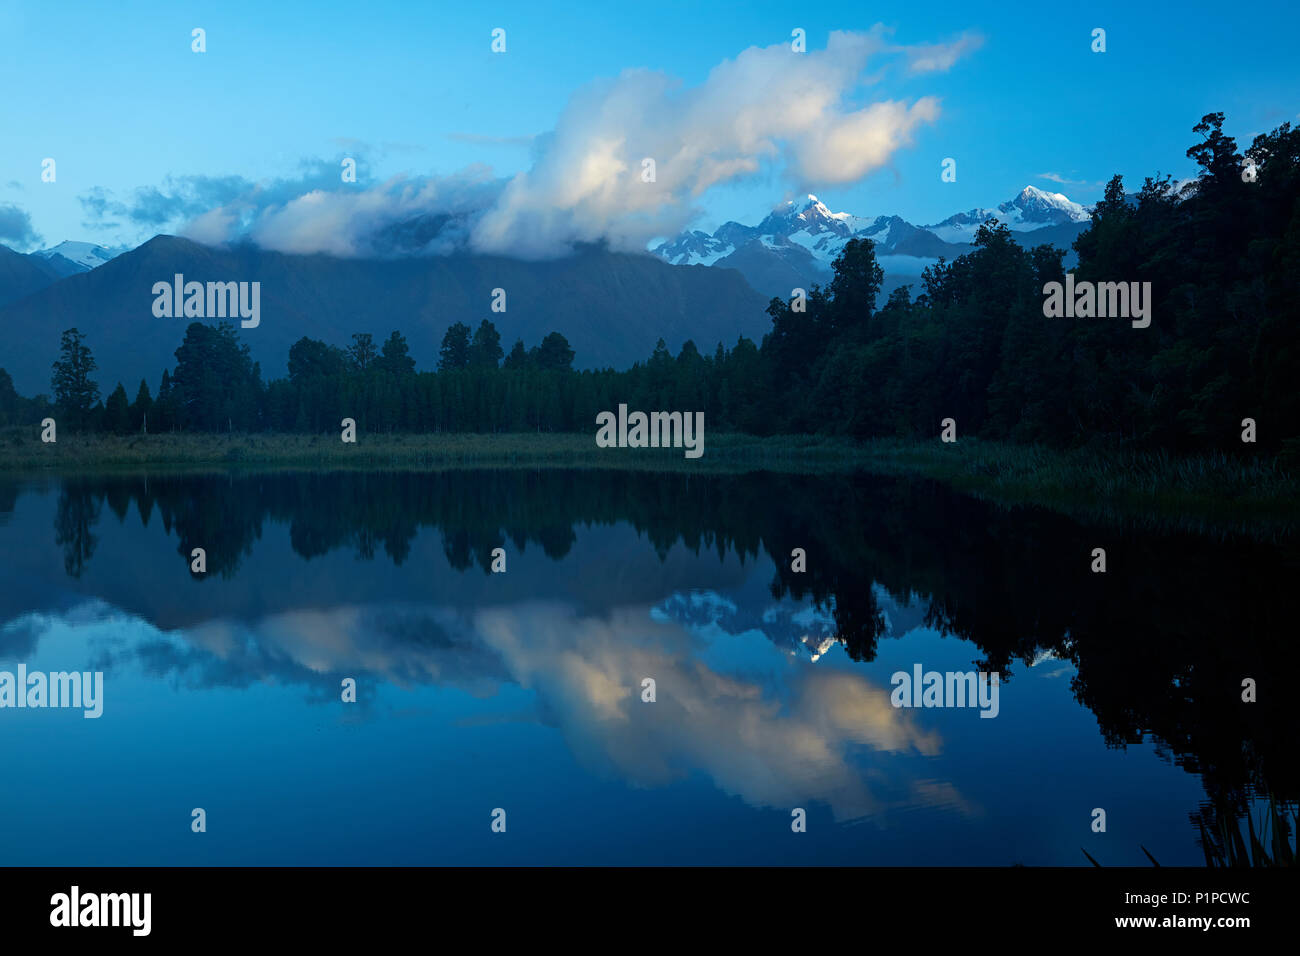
[
  {"x1": 859, "y1": 437, "x2": 1298, "y2": 539},
  {"x1": 1079, "y1": 798, "x2": 1297, "y2": 867},
  {"x1": 1196, "y1": 797, "x2": 1298, "y2": 867}
]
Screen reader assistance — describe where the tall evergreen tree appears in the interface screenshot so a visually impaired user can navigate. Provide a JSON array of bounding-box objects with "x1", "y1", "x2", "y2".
[
  {"x1": 503, "y1": 339, "x2": 530, "y2": 370},
  {"x1": 172, "y1": 322, "x2": 262, "y2": 431},
  {"x1": 104, "y1": 382, "x2": 131, "y2": 434},
  {"x1": 130, "y1": 379, "x2": 153, "y2": 433},
  {"x1": 827, "y1": 237, "x2": 885, "y2": 339},
  {"x1": 378, "y1": 330, "x2": 416, "y2": 376},
  {"x1": 468, "y1": 319, "x2": 504, "y2": 369},
  {"x1": 347, "y1": 333, "x2": 378, "y2": 372},
  {"x1": 50, "y1": 328, "x2": 99, "y2": 429},
  {"x1": 533, "y1": 332, "x2": 575, "y2": 371},
  {"x1": 288, "y1": 336, "x2": 348, "y2": 382},
  {"x1": 0, "y1": 368, "x2": 24, "y2": 427},
  {"x1": 439, "y1": 323, "x2": 472, "y2": 372}
]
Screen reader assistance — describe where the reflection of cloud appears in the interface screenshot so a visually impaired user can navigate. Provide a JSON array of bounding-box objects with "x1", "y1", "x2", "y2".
[
  {"x1": 1, "y1": 601, "x2": 120, "y2": 661},
  {"x1": 0, "y1": 617, "x2": 44, "y2": 659},
  {"x1": 1028, "y1": 647, "x2": 1074, "y2": 679},
  {"x1": 475, "y1": 602, "x2": 947, "y2": 821},
  {"x1": 167, "y1": 604, "x2": 512, "y2": 695},
  {"x1": 908, "y1": 779, "x2": 978, "y2": 817},
  {"x1": 7, "y1": 598, "x2": 965, "y2": 822},
  {"x1": 2, "y1": 602, "x2": 510, "y2": 697}
]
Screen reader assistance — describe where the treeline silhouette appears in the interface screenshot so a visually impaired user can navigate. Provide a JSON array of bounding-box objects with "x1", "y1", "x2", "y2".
[{"x1": 3, "y1": 113, "x2": 1295, "y2": 454}]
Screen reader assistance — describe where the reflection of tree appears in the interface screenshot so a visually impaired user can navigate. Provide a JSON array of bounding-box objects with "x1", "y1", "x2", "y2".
[
  {"x1": 442, "y1": 528, "x2": 471, "y2": 571},
  {"x1": 54, "y1": 483, "x2": 101, "y2": 578},
  {"x1": 535, "y1": 524, "x2": 577, "y2": 561},
  {"x1": 104, "y1": 482, "x2": 132, "y2": 523},
  {"x1": 44, "y1": 469, "x2": 1300, "y2": 811},
  {"x1": 165, "y1": 476, "x2": 263, "y2": 579},
  {"x1": 0, "y1": 479, "x2": 19, "y2": 524}
]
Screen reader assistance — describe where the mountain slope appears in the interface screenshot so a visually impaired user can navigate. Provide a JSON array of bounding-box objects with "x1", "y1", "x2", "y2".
[
  {"x1": 0, "y1": 245, "x2": 62, "y2": 308},
  {"x1": 0, "y1": 237, "x2": 770, "y2": 395}
]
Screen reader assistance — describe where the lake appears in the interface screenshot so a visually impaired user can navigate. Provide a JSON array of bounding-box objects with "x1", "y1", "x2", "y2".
[{"x1": 0, "y1": 469, "x2": 1294, "y2": 865}]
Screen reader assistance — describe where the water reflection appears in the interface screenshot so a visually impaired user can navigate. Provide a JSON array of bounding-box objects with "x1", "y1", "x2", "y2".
[{"x1": 0, "y1": 470, "x2": 1295, "y2": 864}]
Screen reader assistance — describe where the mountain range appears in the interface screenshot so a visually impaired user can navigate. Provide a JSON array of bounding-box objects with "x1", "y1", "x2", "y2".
[
  {"x1": 0, "y1": 186, "x2": 1096, "y2": 397},
  {"x1": 0, "y1": 241, "x2": 125, "y2": 310},
  {"x1": 651, "y1": 185, "x2": 1093, "y2": 298},
  {"x1": 0, "y1": 236, "x2": 769, "y2": 397}
]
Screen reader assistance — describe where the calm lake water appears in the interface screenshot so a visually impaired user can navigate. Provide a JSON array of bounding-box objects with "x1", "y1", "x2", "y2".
[{"x1": 0, "y1": 469, "x2": 1294, "y2": 865}]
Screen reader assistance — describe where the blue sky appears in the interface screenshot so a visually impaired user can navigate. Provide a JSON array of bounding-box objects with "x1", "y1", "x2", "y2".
[{"x1": 1, "y1": 0, "x2": 1296, "y2": 252}]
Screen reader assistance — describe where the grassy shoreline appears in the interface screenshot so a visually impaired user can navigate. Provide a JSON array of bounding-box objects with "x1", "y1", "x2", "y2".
[
  {"x1": 0, "y1": 430, "x2": 862, "y2": 471},
  {"x1": 2, "y1": 429, "x2": 1295, "y2": 536}
]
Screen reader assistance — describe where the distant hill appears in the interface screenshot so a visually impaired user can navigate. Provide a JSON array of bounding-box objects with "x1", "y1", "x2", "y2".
[
  {"x1": 0, "y1": 245, "x2": 63, "y2": 308},
  {"x1": 0, "y1": 236, "x2": 770, "y2": 396}
]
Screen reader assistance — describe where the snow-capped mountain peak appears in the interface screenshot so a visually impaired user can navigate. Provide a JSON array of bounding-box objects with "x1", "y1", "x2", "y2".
[
  {"x1": 650, "y1": 229, "x2": 733, "y2": 267},
  {"x1": 758, "y1": 194, "x2": 862, "y2": 237},
  {"x1": 797, "y1": 194, "x2": 852, "y2": 223},
  {"x1": 651, "y1": 185, "x2": 1097, "y2": 299},
  {"x1": 1018, "y1": 185, "x2": 1067, "y2": 203},
  {"x1": 923, "y1": 185, "x2": 1092, "y2": 242},
  {"x1": 998, "y1": 185, "x2": 1091, "y2": 226},
  {"x1": 34, "y1": 240, "x2": 121, "y2": 272}
]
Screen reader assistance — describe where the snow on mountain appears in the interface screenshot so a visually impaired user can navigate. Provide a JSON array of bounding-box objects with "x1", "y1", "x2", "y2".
[
  {"x1": 923, "y1": 208, "x2": 1002, "y2": 243},
  {"x1": 757, "y1": 194, "x2": 871, "y2": 238},
  {"x1": 1002, "y1": 184, "x2": 1091, "y2": 225},
  {"x1": 652, "y1": 229, "x2": 734, "y2": 266},
  {"x1": 924, "y1": 186, "x2": 1091, "y2": 241},
  {"x1": 655, "y1": 194, "x2": 870, "y2": 268},
  {"x1": 658, "y1": 187, "x2": 1091, "y2": 269},
  {"x1": 754, "y1": 194, "x2": 883, "y2": 265},
  {"x1": 33, "y1": 240, "x2": 121, "y2": 272},
  {"x1": 652, "y1": 187, "x2": 1094, "y2": 299}
]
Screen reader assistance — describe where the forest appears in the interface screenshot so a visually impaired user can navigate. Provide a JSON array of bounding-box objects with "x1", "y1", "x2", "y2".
[{"x1": 2, "y1": 113, "x2": 1296, "y2": 456}]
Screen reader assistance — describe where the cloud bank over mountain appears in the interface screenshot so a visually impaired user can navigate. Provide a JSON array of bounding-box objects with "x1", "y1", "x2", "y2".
[
  {"x1": 470, "y1": 28, "x2": 952, "y2": 256},
  {"x1": 77, "y1": 29, "x2": 977, "y2": 260},
  {"x1": 0, "y1": 203, "x2": 41, "y2": 249}
]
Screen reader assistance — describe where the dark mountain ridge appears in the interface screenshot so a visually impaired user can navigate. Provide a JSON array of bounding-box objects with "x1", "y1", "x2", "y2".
[{"x1": 0, "y1": 236, "x2": 770, "y2": 395}]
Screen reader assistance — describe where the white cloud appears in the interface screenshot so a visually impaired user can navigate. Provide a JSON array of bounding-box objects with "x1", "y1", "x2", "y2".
[
  {"x1": 171, "y1": 28, "x2": 975, "y2": 259},
  {"x1": 471, "y1": 29, "x2": 957, "y2": 257},
  {"x1": 1037, "y1": 172, "x2": 1099, "y2": 188},
  {"x1": 902, "y1": 32, "x2": 984, "y2": 74}
]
